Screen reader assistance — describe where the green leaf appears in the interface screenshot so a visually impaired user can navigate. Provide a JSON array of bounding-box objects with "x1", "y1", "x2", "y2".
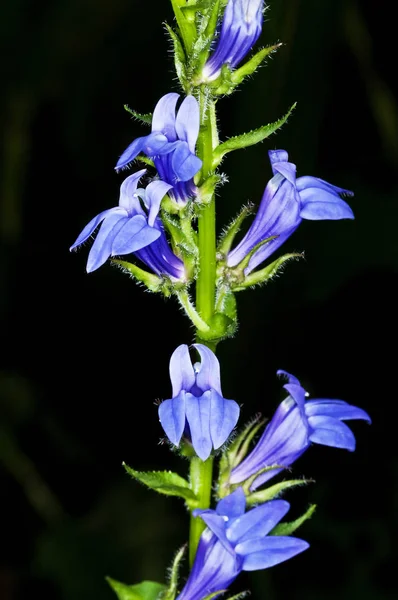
[
  {"x1": 165, "y1": 24, "x2": 187, "y2": 86},
  {"x1": 212, "y1": 103, "x2": 297, "y2": 168},
  {"x1": 124, "y1": 105, "x2": 152, "y2": 125},
  {"x1": 232, "y1": 252, "x2": 303, "y2": 291},
  {"x1": 123, "y1": 463, "x2": 198, "y2": 503},
  {"x1": 270, "y1": 504, "x2": 317, "y2": 536},
  {"x1": 246, "y1": 478, "x2": 313, "y2": 507},
  {"x1": 162, "y1": 545, "x2": 186, "y2": 600},
  {"x1": 106, "y1": 578, "x2": 166, "y2": 600},
  {"x1": 110, "y1": 260, "x2": 163, "y2": 293}
]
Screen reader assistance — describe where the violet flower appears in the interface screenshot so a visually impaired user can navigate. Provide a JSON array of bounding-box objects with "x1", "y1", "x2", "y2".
[
  {"x1": 177, "y1": 487, "x2": 308, "y2": 600},
  {"x1": 158, "y1": 344, "x2": 240, "y2": 461},
  {"x1": 230, "y1": 370, "x2": 371, "y2": 490},
  {"x1": 70, "y1": 169, "x2": 184, "y2": 277},
  {"x1": 227, "y1": 149, "x2": 354, "y2": 274},
  {"x1": 115, "y1": 94, "x2": 202, "y2": 204},
  {"x1": 202, "y1": 0, "x2": 264, "y2": 82}
]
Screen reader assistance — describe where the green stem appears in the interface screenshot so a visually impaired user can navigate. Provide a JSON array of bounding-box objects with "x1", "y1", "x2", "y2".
[
  {"x1": 195, "y1": 91, "x2": 218, "y2": 325},
  {"x1": 189, "y1": 456, "x2": 214, "y2": 566},
  {"x1": 188, "y1": 90, "x2": 219, "y2": 566}
]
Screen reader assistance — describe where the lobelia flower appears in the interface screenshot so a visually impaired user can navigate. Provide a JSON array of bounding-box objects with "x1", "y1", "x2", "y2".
[
  {"x1": 202, "y1": 0, "x2": 264, "y2": 82},
  {"x1": 115, "y1": 94, "x2": 202, "y2": 205},
  {"x1": 70, "y1": 169, "x2": 185, "y2": 278},
  {"x1": 177, "y1": 487, "x2": 308, "y2": 600},
  {"x1": 227, "y1": 149, "x2": 355, "y2": 274},
  {"x1": 158, "y1": 344, "x2": 240, "y2": 461},
  {"x1": 230, "y1": 370, "x2": 371, "y2": 491}
]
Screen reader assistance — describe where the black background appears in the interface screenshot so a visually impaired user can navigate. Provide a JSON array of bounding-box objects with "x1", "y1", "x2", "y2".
[{"x1": 1, "y1": 0, "x2": 397, "y2": 598}]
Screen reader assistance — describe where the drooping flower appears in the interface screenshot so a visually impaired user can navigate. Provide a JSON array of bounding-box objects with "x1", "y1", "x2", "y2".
[
  {"x1": 230, "y1": 370, "x2": 371, "y2": 491},
  {"x1": 158, "y1": 344, "x2": 240, "y2": 461},
  {"x1": 70, "y1": 169, "x2": 184, "y2": 278},
  {"x1": 177, "y1": 487, "x2": 308, "y2": 600},
  {"x1": 202, "y1": 0, "x2": 264, "y2": 82},
  {"x1": 115, "y1": 94, "x2": 202, "y2": 205},
  {"x1": 227, "y1": 149, "x2": 355, "y2": 274}
]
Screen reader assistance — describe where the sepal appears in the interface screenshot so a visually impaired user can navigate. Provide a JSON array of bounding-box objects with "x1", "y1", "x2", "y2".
[
  {"x1": 230, "y1": 44, "x2": 282, "y2": 88},
  {"x1": 232, "y1": 252, "x2": 303, "y2": 291},
  {"x1": 218, "y1": 416, "x2": 266, "y2": 498},
  {"x1": 111, "y1": 259, "x2": 165, "y2": 292},
  {"x1": 169, "y1": 0, "x2": 197, "y2": 53},
  {"x1": 123, "y1": 463, "x2": 199, "y2": 506},
  {"x1": 217, "y1": 203, "x2": 255, "y2": 256},
  {"x1": 161, "y1": 545, "x2": 186, "y2": 600},
  {"x1": 212, "y1": 104, "x2": 296, "y2": 169},
  {"x1": 106, "y1": 578, "x2": 166, "y2": 600},
  {"x1": 246, "y1": 478, "x2": 312, "y2": 507},
  {"x1": 270, "y1": 504, "x2": 317, "y2": 536}
]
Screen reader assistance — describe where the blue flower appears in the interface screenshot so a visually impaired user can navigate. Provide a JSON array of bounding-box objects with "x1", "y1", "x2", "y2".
[
  {"x1": 70, "y1": 169, "x2": 184, "y2": 277},
  {"x1": 177, "y1": 487, "x2": 308, "y2": 600},
  {"x1": 202, "y1": 0, "x2": 264, "y2": 82},
  {"x1": 115, "y1": 94, "x2": 202, "y2": 205},
  {"x1": 227, "y1": 149, "x2": 355, "y2": 274},
  {"x1": 158, "y1": 344, "x2": 240, "y2": 461},
  {"x1": 230, "y1": 371, "x2": 371, "y2": 490}
]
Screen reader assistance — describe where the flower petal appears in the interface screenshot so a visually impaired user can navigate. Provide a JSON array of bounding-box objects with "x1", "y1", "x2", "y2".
[
  {"x1": 193, "y1": 344, "x2": 223, "y2": 395},
  {"x1": 111, "y1": 215, "x2": 161, "y2": 255},
  {"x1": 193, "y1": 511, "x2": 235, "y2": 556},
  {"x1": 169, "y1": 345, "x2": 195, "y2": 397},
  {"x1": 118, "y1": 169, "x2": 147, "y2": 211},
  {"x1": 308, "y1": 415, "x2": 356, "y2": 450},
  {"x1": 158, "y1": 391, "x2": 186, "y2": 446},
  {"x1": 209, "y1": 390, "x2": 240, "y2": 450},
  {"x1": 70, "y1": 207, "x2": 125, "y2": 250},
  {"x1": 86, "y1": 212, "x2": 129, "y2": 272},
  {"x1": 175, "y1": 95, "x2": 200, "y2": 153},
  {"x1": 227, "y1": 500, "x2": 290, "y2": 544},
  {"x1": 185, "y1": 391, "x2": 212, "y2": 461},
  {"x1": 305, "y1": 400, "x2": 371, "y2": 423},
  {"x1": 152, "y1": 93, "x2": 179, "y2": 139},
  {"x1": 144, "y1": 180, "x2": 173, "y2": 226},
  {"x1": 299, "y1": 193, "x2": 354, "y2": 220},
  {"x1": 171, "y1": 142, "x2": 202, "y2": 181},
  {"x1": 216, "y1": 487, "x2": 246, "y2": 519},
  {"x1": 237, "y1": 536, "x2": 309, "y2": 571}
]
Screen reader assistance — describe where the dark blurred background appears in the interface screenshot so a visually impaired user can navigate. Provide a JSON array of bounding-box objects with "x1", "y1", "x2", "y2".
[{"x1": 1, "y1": 0, "x2": 396, "y2": 598}]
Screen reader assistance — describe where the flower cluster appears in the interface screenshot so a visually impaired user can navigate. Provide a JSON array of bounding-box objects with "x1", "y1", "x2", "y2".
[{"x1": 70, "y1": 1, "x2": 372, "y2": 600}]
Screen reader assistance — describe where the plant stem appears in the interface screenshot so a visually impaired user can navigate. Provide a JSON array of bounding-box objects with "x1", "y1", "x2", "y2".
[
  {"x1": 188, "y1": 90, "x2": 219, "y2": 566},
  {"x1": 189, "y1": 456, "x2": 214, "y2": 566}
]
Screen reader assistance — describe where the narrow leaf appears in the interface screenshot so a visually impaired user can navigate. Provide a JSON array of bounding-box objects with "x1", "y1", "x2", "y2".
[
  {"x1": 123, "y1": 463, "x2": 198, "y2": 502},
  {"x1": 212, "y1": 104, "x2": 296, "y2": 168},
  {"x1": 124, "y1": 105, "x2": 152, "y2": 125},
  {"x1": 165, "y1": 24, "x2": 187, "y2": 85}
]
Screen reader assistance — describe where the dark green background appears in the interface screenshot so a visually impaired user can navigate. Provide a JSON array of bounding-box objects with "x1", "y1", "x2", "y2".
[{"x1": 1, "y1": 0, "x2": 396, "y2": 598}]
